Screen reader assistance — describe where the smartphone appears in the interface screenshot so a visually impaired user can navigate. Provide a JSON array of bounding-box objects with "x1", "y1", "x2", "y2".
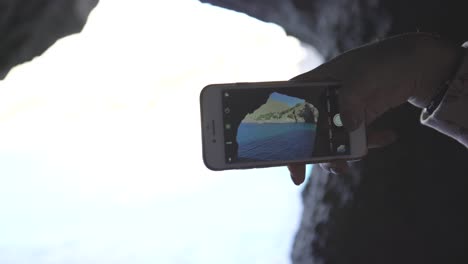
[{"x1": 200, "y1": 81, "x2": 367, "y2": 171}]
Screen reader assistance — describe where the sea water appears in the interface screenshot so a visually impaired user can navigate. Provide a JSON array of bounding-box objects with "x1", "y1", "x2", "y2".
[{"x1": 237, "y1": 123, "x2": 316, "y2": 161}]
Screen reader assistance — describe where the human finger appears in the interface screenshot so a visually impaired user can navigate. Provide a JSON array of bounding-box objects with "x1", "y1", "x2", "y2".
[
  {"x1": 338, "y1": 88, "x2": 366, "y2": 132},
  {"x1": 290, "y1": 50, "x2": 358, "y2": 82},
  {"x1": 288, "y1": 163, "x2": 306, "y2": 186}
]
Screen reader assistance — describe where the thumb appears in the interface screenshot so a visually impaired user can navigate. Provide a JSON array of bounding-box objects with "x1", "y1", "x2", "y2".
[
  {"x1": 290, "y1": 63, "x2": 340, "y2": 82},
  {"x1": 290, "y1": 44, "x2": 363, "y2": 82},
  {"x1": 291, "y1": 56, "x2": 366, "y2": 132},
  {"x1": 338, "y1": 91, "x2": 366, "y2": 132}
]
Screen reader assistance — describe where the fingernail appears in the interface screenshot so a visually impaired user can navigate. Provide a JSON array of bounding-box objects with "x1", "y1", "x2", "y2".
[
  {"x1": 340, "y1": 107, "x2": 360, "y2": 132},
  {"x1": 290, "y1": 173, "x2": 299, "y2": 185},
  {"x1": 291, "y1": 173, "x2": 302, "y2": 186}
]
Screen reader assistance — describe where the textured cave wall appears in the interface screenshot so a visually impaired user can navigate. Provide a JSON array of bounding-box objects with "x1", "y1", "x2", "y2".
[
  {"x1": 0, "y1": 0, "x2": 99, "y2": 79},
  {"x1": 200, "y1": 0, "x2": 468, "y2": 263},
  {"x1": 201, "y1": 0, "x2": 391, "y2": 59},
  {"x1": 201, "y1": 0, "x2": 468, "y2": 59}
]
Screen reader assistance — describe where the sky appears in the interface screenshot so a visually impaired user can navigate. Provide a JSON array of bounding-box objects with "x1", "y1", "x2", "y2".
[
  {"x1": 269, "y1": 92, "x2": 304, "y2": 107},
  {"x1": 0, "y1": 0, "x2": 322, "y2": 263}
]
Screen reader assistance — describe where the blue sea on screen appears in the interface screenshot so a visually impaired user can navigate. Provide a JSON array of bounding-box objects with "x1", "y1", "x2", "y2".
[{"x1": 237, "y1": 123, "x2": 316, "y2": 161}]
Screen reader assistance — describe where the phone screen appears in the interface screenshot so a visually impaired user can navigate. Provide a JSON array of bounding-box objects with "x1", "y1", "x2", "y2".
[{"x1": 222, "y1": 84, "x2": 349, "y2": 163}]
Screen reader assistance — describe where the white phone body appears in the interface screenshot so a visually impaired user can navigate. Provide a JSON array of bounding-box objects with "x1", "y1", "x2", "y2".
[{"x1": 200, "y1": 81, "x2": 367, "y2": 171}]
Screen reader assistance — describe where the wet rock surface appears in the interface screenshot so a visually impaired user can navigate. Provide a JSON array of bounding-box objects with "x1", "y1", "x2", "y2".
[{"x1": 0, "y1": 0, "x2": 98, "y2": 79}]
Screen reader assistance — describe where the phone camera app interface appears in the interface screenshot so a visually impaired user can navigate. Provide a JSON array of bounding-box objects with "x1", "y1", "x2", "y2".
[{"x1": 222, "y1": 84, "x2": 349, "y2": 163}]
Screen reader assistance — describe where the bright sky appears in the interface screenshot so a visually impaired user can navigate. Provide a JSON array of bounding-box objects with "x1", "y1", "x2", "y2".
[{"x1": 0, "y1": 0, "x2": 322, "y2": 263}]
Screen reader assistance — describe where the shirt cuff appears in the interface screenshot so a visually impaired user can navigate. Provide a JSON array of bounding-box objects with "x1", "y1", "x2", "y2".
[{"x1": 421, "y1": 48, "x2": 468, "y2": 148}]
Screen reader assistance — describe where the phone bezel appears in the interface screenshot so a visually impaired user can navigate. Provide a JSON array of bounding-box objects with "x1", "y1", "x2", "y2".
[{"x1": 200, "y1": 81, "x2": 367, "y2": 171}]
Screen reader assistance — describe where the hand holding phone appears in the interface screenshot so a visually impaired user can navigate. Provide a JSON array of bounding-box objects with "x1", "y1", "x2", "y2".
[
  {"x1": 288, "y1": 33, "x2": 461, "y2": 184},
  {"x1": 200, "y1": 81, "x2": 367, "y2": 170}
]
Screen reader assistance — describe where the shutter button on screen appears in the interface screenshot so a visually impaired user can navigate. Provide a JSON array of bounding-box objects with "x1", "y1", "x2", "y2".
[{"x1": 333, "y1": 114, "x2": 343, "y2": 127}]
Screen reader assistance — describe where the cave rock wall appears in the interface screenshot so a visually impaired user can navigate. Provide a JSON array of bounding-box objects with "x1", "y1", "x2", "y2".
[{"x1": 0, "y1": 0, "x2": 99, "y2": 79}]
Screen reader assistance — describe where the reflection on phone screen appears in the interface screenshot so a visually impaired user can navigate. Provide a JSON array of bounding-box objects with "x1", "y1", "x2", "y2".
[{"x1": 223, "y1": 84, "x2": 349, "y2": 163}]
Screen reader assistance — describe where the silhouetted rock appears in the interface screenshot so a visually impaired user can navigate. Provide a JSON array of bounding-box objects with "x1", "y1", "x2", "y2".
[{"x1": 0, "y1": 0, "x2": 99, "y2": 79}]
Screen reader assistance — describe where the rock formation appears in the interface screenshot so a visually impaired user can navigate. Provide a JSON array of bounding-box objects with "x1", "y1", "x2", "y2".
[
  {"x1": 243, "y1": 99, "x2": 319, "y2": 124},
  {"x1": 0, "y1": 0, "x2": 99, "y2": 79},
  {"x1": 201, "y1": 0, "x2": 468, "y2": 59}
]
